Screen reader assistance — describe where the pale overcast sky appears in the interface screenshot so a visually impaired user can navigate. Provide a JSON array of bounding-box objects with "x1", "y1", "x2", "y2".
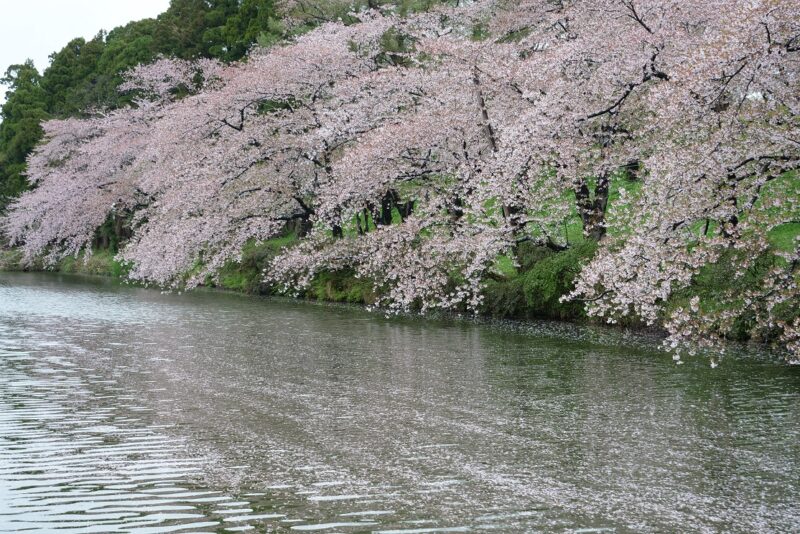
[{"x1": 0, "y1": 0, "x2": 171, "y2": 105}]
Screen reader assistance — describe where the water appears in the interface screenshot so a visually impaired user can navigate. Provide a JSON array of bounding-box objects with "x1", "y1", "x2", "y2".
[{"x1": 0, "y1": 272, "x2": 798, "y2": 533}]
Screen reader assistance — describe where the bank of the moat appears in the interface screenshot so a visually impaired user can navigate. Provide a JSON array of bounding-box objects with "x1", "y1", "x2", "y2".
[{"x1": 3, "y1": 237, "x2": 797, "y2": 366}]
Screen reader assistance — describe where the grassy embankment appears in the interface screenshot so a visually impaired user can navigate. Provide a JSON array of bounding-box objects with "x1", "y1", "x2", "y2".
[
  {"x1": 2, "y1": 173, "x2": 797, "y2": 335},
  {"x1": 0, "y1": 248, "x2": 128, "y2": 277}
]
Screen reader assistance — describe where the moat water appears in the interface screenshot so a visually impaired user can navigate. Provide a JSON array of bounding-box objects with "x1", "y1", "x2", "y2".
[{"x1": 0, "y1": 272, "x2": 798, "y2": 532}]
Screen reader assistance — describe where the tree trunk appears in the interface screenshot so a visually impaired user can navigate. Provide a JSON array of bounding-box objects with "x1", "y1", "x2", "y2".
[
  {"x1": 377, "y1": 190, "x2": 398, "y2": 226},
  {"x1": 575, "y1": 173, "x2": 610, "y2": 241},
  {"x1": 450, "y1": 196, "x2": 465, "y2": 225},
  {"x1": 502, "y1": 204, "x2": 523, "y2": 233},
  {"x1": 286, "y1": 215, "x2": 313, "y2": 238},
  {"x1": 398, "y1": 199, "x2": 414, "y2": 222},
  {"x1": 474, "y1": 66, "x2": 525, "y2": 242}
]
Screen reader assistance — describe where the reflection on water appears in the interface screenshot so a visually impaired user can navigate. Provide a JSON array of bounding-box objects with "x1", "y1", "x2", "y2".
[{"x1": 0, "y1": 272, "x2": 798, "y2": 533}]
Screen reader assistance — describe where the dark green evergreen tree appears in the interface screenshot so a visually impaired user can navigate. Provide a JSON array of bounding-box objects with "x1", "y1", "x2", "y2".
[{"x1": 0, "y1": 61, "x2": 48, "y2": 206}]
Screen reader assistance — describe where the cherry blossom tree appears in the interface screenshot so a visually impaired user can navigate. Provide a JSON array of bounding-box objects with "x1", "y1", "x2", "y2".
[
  {"x1": 2, "y1": 104, "x2": 157, "y2": 265},
  {"x1": 565, "y1": 0, "x2": 800, "y2": 360},
  {"x1": 267, "y1": 11, "x2": 530, "y2": 311},
  {"x1": 119, "y1": 57, "x2": 226, "y2": 102},
  {"x1": 2, "y1": 57, "x2": 225, "y2": 267},
  {"x1": 117, "y1": 15, "x2": 407, "y2": 287},
  {"x1": 272, "y1": 0, "x2": 673, "y2": 311},
  {"x1": 3, "y1": 0, "x2": 797, "y2": 359}
]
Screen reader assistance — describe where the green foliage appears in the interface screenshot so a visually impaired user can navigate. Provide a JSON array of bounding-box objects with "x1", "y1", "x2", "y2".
[
  {"x1": 257, "y1": 97, "x2": 298, "y2": 114},
  {"x1": 497, "y1": 27, "x2": 533, "y2": 44},
  {"x1": 0, "y1": 61, "x2": 49, "y2": 206},
  {"x1": 53, "y1": 249, "x2": 129, "y2": 277},
  {"x1": 308, "y1": 270, "x2": 375, "y2": 304},
  {"x1": 482, "y1": 241, "x2": 598, "y2": 321},
  {"x1": 666, "y1": 247, "x2": 798, "y2": 342},
  {"x1": 481, "y1": 276, "x2": 527, "y2": 319},
  {"x1": 217, "y1": 269, "x2": 250, "y2": 291},
  {"x1": 519, "y1": 241, "x2": 598, "y2": 319},
  {"x1": 0, "y1": 248, "x2": 26, "y2": 271},
  {"x1": 256, "y1": 20, "x2": 286, "y2": 48},
  {"x1": 203, "y1": 0, "x2": 283, "y2": 60},
  {"x1": 471, "y1": 22, "x2": 490, "y2": 41},
  {"x1": 214, "y1": 233, "x2": 298, "y2": 293},
  {"x1": 99, "y1": 19, "x2": 159, "y2": 75},
  {"x1": 92, "y1": 213, "x2": 132, "y2": 253},
  {"x1": 492, "y1": 254, "x2": 518, "y2": 278},
  {"x1": 514, "y1": 241, "x2": 560, "y2": 270},
  {"x1": 377, "y1": 26, "x2": 415, "y2": 66},
  {"x1": 42, "y1": 35, "x2": 109, "y2": 117},
  {"x1": 211, "y1": 233, "x2": 375, "y2": 302}
]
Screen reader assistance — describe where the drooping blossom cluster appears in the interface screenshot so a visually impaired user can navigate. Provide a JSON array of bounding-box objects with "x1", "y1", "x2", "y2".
[
  {"x1": 2, "y1": 102, "x2": 160, "y2": 265},
  {"x1": 2, "y1": 0, "x2": 798, "y2": 360}
]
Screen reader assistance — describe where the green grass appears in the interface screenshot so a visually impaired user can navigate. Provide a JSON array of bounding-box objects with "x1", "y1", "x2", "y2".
[
  {"x1": 307, "y1": 270, "x2": 377, "y2": 304},
  {"x1": 482, "y1": 241, "x2": 599, "y2": 321},
  {"x1": 0, "y1": 247, "x2": 130, "y2": 277},
  {"x1": 56, "y1": 249, "x2": 129, "y2": 277},
  {"x1": 213, "y1": 233, "x2": 300, "y2": 293},
  {"x1": 768, "y1": 222, "x2": 800, "y2": 252},
  {"x1": 492, "y1": 254, "x2": 518, "y2": 278},
  {"x1": 664, "y1": 247, "x2": 799, "y2": 343}
]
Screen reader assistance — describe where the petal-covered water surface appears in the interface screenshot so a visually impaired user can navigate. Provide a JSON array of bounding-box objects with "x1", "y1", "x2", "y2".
[{"x1": 0, "y1": 272, "x2": 798, "y2": 533}]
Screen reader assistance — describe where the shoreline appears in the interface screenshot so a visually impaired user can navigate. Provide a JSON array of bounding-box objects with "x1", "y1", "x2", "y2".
[
  {"x1": 5, "y1": 249, "x2": 790, "y2": 365},
  {"x1": 0, "y1": 266, "x2": 676, "y2": 359},
  {"x1": 0, "y1": 244, "x2": 639, "y2": 332}
]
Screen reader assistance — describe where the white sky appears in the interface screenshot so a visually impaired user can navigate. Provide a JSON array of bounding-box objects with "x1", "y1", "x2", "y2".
[{"x1": 0, "y1": 0, "x2": 171, "y2": 105}]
